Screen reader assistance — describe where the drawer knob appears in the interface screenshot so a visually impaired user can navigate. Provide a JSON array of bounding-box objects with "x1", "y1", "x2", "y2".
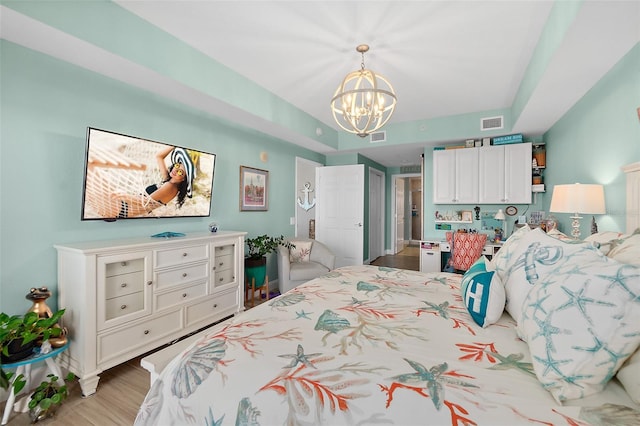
[
  {"x1": 120, "y1": 304, "x2": 127, "y2": 310},
  {"x1": 143, "y1": 330, "x2": 149, "y2": 335},
  {"x1": 121, "y1": 261, "x2": 127, "y2": 267},
  {"x1": 213, "y1": 304, "x2": 218, "y2": 308},
  {"x1": 212, "y1": 266, "x2": 216, "y2": 271},
  {"x1": 121, "y1": 283, "x2": 127, "y2": 288},
  {"x1": 182, "y1": 253, "x2": 188, "y2": 257},
  {"x1": 182, "y1": 273, "x2": 188, "y2": 278},
  {"x1": 147, "y1": 281, "x2": 153, "y2": 286},
  {"x1": 182, "y1": 293, "x2": 187, "y2": 298},
  {"x1": 219, "y1": 277, "x2": 224, "y2": 282},
  {"x1": 218, "y1": 262, "x2": 224, "y2": 267}
]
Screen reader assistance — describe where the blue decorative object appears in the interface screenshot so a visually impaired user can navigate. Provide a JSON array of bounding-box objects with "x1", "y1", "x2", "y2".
[{"x1": 460, "y1": 257, "x2": 505, "y2": 328}]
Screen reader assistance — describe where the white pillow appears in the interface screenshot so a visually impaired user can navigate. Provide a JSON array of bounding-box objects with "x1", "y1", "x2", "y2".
[
  {"x1": 492, "y1": 224, "x2": 531, "y2": 283},
  {"x1": 617, "y1": 349, "x2": 640, "y2": 404},
  {"x1": 584, "y1": 231, "x2": 629, "y2": 256},
  {"x1": 289, "y1": 240, "x2": 312, "y2": 263},
  {"x1": 519, "y1": 252, "x2": 640, "y2": 402},
  {"x1": 607, "y1": 229, "x2": 640, "y2": 266},
  {"x1": 500, "y1": 228, "x2": 599, "y2": 324}
]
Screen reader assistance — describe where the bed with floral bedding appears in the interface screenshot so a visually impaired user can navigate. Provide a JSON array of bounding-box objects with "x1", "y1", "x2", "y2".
[{"x1": 135, "y1": 226, "x2": 640, "y2": 425}]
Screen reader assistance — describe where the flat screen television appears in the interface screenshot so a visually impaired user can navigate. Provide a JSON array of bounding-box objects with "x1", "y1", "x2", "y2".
[{"x1": 81, "y1": 127, "x2": 216, "y2": 221}]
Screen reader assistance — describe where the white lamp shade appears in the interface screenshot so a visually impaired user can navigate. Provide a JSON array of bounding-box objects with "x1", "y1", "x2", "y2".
[
  {"x1": 549, "y1": 184, "x2": 606, "y2": 214},
  {"x1": 494, "y1": 209, "x2": 506, "y2": 220}
]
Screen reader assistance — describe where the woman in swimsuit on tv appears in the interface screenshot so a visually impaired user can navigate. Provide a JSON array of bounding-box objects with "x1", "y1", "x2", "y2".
[{"x1": 109, "y1": 145, "x2": 192, "y2": 218}]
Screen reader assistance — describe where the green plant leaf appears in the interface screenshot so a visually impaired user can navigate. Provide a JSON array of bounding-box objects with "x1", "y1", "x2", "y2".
[{"x1": 40, "y1": 398, "x2": 53, "y2": 410}]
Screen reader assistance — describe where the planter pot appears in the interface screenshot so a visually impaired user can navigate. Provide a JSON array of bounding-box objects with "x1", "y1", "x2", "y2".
[
  {"x1": 29, "y1": 388, "x2": 59, "y2": 423},
  {"x1": 1, "y1": 339, "x2": 36, "y2": 363},
  {"x1": 245, "y1": 257, "x2": 267, "y2": 288}
]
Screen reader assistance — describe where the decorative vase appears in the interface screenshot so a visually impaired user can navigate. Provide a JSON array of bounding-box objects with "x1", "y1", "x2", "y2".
[{"x1": 245, "y1": 257, "x2": 267, "y2": 288}]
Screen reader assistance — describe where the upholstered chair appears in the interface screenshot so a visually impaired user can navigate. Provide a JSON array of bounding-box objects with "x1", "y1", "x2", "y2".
[
  {"x1": 445, "y1": 232, "x2": 488, "y2": 272},
  {"x1": 277, "y1": 238, "x2": 336, "y2": 294}
]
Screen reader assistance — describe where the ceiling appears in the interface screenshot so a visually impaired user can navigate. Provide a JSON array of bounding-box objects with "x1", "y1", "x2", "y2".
[{"x1": 2, "y1": 1, "x2": 639, "y2": 167}]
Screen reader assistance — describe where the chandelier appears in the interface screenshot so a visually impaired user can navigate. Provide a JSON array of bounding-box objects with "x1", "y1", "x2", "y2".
[{"x1": 330, "y1": 44, "x2": 397, "y2": 137}]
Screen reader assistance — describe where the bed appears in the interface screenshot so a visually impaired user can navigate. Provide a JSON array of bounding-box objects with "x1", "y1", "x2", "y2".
[{"x1": 136, "y1": 164, "x2": 640, "y2": 425}]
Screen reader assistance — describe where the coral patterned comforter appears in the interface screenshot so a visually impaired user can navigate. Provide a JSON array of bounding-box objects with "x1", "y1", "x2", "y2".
[{"x1": 135, "y1": 265, "x2": 639, "y2": 425}]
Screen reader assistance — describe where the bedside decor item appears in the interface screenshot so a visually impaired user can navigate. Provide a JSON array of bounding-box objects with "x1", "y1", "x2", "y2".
[
  {"x1": 208, "y1": 222, "x2": 218, "y2": 233},
  {"x1": 240, "y1": 166, "x2": 269, "y2": 211},
  {"x1": 28, "y1": 372, "x2": 75, "y2": 423},
  {"x1": 549, "y1": 183, "x2": 606, "y2": 239},
  {"x1": 330, "y1": 44, "x2": 397, "y2": 137},
  {"x1": 26, "y1": 287, "x2": 67, "y2": 348}
]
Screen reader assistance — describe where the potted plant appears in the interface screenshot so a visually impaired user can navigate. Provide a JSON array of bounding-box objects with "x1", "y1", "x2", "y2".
[
  {"x1": 0, "y1": 309, "x2": 65, "y2": 392},
  {"x1": 28, "y1": 372, "x2": 75, "y2": 422},
  {"x1": 245, "y1": 235, "x2": 294, "y2": 288}
]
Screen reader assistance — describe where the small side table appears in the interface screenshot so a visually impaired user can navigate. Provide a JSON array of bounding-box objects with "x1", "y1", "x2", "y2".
[{"x1": 1, "y1": 342, "x2": 69, "y2": 425}]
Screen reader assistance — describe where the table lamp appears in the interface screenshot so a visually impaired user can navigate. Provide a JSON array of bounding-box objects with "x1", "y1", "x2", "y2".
[{"x1": 549, "y1": 183, "x2": 605, "y2": 239}]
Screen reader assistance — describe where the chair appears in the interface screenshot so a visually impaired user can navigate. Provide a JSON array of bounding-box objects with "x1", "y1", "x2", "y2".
[
  {"x1": 445, "y1": 232, "x2": 488, "y2": 272},
  {"x1": 245, "y1": 275, "x2": 269, "y2": 308},
  {"x1": 277, "y1": 238, "x2": 336, "y2": 294}
]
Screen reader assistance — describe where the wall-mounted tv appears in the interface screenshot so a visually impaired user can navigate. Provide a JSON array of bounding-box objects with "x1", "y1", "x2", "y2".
[{"x1": 81, "y1": 127, "x2": 216, "y2": 221}]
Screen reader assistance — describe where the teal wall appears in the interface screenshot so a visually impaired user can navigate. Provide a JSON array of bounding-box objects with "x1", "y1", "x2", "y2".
[
  {"x1": 0, "y1": 41, "x2": 324, "y2": 315},
  {"x1": 543, "y1": 43, "x2": 640, "y2": 234}
]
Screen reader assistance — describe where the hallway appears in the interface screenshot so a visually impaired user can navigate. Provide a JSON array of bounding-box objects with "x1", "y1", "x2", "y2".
[{"x1": 369, "y1": 245, "x2": 419, "y2": 271}]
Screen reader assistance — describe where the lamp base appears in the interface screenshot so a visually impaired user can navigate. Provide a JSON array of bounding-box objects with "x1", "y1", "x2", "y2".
[{"x1": 570, "y1": 214, "x2": 583, "y2": 239}]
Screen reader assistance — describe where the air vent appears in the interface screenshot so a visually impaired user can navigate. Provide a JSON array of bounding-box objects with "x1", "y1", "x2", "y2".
[
  {"x1": 370, "y1": 131, "x2": 386, "y2": 143},
  {"x1": 400, "y1": 165, "x2": 421, "y2": 173},
  {"x1": 480, "y1": 116, "x2": 504, "y2": 131}
]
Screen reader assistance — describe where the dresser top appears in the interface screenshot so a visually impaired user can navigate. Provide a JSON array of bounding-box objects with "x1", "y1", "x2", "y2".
[{"x1": 54, "y1": 231, "x2": 247, "y2": 253}]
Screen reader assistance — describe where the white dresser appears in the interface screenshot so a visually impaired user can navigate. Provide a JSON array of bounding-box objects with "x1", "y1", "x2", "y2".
[{"x1": 55, "y1": 231, "x2": 246, "y2": 396}]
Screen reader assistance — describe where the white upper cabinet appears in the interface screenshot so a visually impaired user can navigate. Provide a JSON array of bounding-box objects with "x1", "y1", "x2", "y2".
[
  {"x1": 433, "y1": 148, "x2": 479, "y2": 204},
  {"x1": 478, "y1": 143, "x2": 532, "y2": 204}
]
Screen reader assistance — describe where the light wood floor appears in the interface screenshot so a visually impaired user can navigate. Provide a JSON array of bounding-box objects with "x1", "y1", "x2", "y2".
[{"x1": 1, "y1": 251, "x2": 418, "y2": 425}]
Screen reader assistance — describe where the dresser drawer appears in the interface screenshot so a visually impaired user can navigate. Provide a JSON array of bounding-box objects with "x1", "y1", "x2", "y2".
[
  {"x1": 214, "y1": 244, "x2": 234, "y2": 257},
  {"x1": 105, "y1": 258, "x2": 144, "y2": 277},
  {"x1": 98, "y1": 310, "x2": 182, "y2": 364},
  {"x1": 212, "y1": 268, "x2": 235, "y2": 288},
  {"x1": 155, "y1": 262, "x2": 209, "y2": 289},
  {"x1": 105, "y1": 271, "x2": 144, "y2": 299},
  {"x1": 104, "y1": 292, "x2": 145, "y2": 322},
  {"x1": 185, "y1": 291, "x2": 237, "y2": 327},
  {"x1": 213, "y1": 254, "x2": 233, "y2": 272},
  {"x1": 155, "y1": 244, "x2": 209, "y2": 269},
  {"x1": 155, "y1": 282, "x2": 207, "y2": 311}
]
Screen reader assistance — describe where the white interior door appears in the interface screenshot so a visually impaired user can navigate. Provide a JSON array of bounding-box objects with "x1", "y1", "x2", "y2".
[
  {"x1": 395, "y1": 178, "x2": 406, "y2": 254},
  {"x1": 316, "y1": 165, "x2": 364, "y2": 268}
]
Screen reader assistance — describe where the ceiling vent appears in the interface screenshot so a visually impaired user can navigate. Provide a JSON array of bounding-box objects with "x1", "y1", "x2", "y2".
[
  {"x1": 480, "y1": 116, "x2": 504, "y2": 131},
  {"x1": 370, "y1": 131, "x2": 386, "y2": 143}
]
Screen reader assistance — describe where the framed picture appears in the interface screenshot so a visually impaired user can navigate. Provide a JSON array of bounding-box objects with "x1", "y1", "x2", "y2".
[
  {"x1": 461, "y1": 210, "x2": 473, "y2": 222},
  {"x1": 240, "y1": 166, "x2": 269, "y2": 211}
]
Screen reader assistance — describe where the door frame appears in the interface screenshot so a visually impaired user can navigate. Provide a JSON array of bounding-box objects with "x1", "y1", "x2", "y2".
[{"x1": 390, "y1": 172, "x2": 422, "y2": 254}]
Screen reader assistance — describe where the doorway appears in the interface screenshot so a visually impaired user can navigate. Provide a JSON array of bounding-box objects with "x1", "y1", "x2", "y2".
[{"x1": 391, "y1": 173, "x2": 422, "y2": 260}]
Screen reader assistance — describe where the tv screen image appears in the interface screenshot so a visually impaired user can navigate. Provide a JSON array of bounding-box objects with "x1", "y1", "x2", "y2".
[{"x1": 81, "y1": 128, "x2": 216, "y2": 220}]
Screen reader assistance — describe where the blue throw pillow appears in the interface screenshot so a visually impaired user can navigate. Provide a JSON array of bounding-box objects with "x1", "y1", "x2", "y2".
[{"x1": 461, "y1": 262, "x2": 505, "y2": 328}]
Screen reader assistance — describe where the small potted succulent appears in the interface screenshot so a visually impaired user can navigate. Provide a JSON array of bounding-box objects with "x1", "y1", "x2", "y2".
[{"x1": 28, "y1": 372, "x2": 75, "y2": 422}]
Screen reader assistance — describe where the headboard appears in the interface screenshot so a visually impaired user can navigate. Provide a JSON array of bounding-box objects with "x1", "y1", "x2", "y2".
[{"x1": 622, "y1": 162, "x2": 640, "y2": 233}]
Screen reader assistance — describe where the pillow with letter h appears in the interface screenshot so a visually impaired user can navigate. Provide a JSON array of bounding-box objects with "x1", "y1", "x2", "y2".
[{"x1": 460, "y1": 257, "x2": 505, "y2": 328}]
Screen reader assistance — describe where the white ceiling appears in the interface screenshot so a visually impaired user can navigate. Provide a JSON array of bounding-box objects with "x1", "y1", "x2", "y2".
[{"x1": 2, "y1": 1, "x2": 639, "y2": 167}]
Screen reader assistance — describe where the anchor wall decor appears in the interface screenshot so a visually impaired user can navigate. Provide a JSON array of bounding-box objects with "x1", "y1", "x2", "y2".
[{"x1": 297, "y1": 182, "x2": 316, "y2": 211}]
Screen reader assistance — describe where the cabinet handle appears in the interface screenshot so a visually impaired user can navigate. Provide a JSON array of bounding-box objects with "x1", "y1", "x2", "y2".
[
  {"x1": 121, "y1": 261, "x2": 127, "y2": 266},
  {"x1": 121, "y1": 283, "x2": 127, "y2": 288},
  {"x1": 182, "y1": 293, "x2": 187, "y2": 298},
  {"x1": 143, "y1": 330, "x2": 149, "y2": 335},
  {"x1": 182, "y1": 273, "x2": 188, "y2": 278},
  {"x1": 120, "y1": 304, "x2": 127, "y2": 310},
  {"x1": 147, "y1": 281, "x2": 153, "y2": 286},
  {"x1": 182, "y1": 253, "x2": 188, "y2": 257}
]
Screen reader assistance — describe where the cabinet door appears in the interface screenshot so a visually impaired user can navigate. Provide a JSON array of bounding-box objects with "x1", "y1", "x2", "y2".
[
  {"x1": 478, "y1": 146, "x2": 506, "y2": 203},
  {"x1": 504, "y1": 143, "x2": 532, "y2": 204},
  {"x1": 433, "y1": 150, "x2": 456, "y2": 203},
  {"x1": 455, "y1": 148, "x2": 479, "y2": 203},
  {"x1": 97, "y1": 251, "x2": 153, "y2": 331},
  {"x1": 211, "y1": 240, "x2": 238, "y2": 292}
]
